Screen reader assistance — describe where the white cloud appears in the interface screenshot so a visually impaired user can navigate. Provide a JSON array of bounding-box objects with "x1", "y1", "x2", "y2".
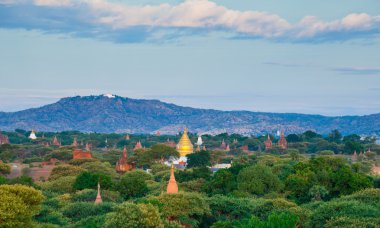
[
  {"x1": 1, "y1": 0, "x2": 380, "y2": 42},
  {"x1": 34, "y1": 0, "x2": 72, "y2": 7}
]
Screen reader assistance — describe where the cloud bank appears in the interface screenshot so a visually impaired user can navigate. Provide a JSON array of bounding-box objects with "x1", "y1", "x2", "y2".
[{"x1": 1, "y1": 0, "x2": 380, "y2": 43}]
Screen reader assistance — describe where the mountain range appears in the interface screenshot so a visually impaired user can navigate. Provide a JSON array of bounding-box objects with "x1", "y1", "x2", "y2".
[{"x1": 0, "y1": 94, "x2": 379, "y2": 135}]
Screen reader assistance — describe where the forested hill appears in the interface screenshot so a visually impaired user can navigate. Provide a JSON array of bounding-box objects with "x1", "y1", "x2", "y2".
[{"x1": 0, "y1": 95, "x2": 379, "y2": 135}]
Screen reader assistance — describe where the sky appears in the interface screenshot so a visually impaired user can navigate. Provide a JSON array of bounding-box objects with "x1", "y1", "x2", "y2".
[{"x1": 0, "y1": 0, "x2": 380, "y2": 116}]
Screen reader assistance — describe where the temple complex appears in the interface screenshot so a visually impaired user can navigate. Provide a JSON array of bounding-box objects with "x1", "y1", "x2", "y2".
[
  {"x1": 29, "y1": 130, "x2": 37, "y2": 140},
  {"x1": 166, "y1": 164, "x2": 178, "y2": 194},
  {"x1": 278, "y1": 131, "x2": 287, "y2": 149},
  {"x1": 0, "y1": 131, "x2": 9, "y2": 145},
  {"x1": 265, "y1": 135, "x2": 273, "y2": 150},
  {"x1": 176, "y1": 128, "x2": 194, "y2": 157},
  {"x1": 94, "y1": 182, "x2": 102, "y2": 204},
  {"x1": 115, "y1": 146, "x2": 135, "y2": 172},
  {"x1": 73, "y1": 148, "x2": 92, "y2": 159},
  {"x1": 134, "y1": 141, "x2": 143, "y2": 151},
  {"x1": 156, "y1": 131, "x2": 161, "y2": 136}
]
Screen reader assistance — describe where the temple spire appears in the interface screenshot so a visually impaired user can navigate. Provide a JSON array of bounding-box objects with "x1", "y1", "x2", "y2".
[
  {"x1": 166, "y1": 164, "x2": 178, "y2": 194},
  {"x1": 95, "y1": 182, "x2": 102, "y2": 204},
  {"x1": 265, "y1": 134, "x2": 273, "y2": 151}
]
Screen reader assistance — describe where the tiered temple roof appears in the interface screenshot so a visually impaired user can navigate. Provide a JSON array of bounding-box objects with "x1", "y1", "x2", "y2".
[
  {"x1": 125, "y1": 134, "x2": 130, "y2": 140},
  {"x1": 278, "y1": 130, "x2": 287, "y2": 149},
  {"x1": 166, "y1": 164, "x2": 178, "y2": 194},
  {"x1": 265, "y1": 135, "x2": 273, "y2": 151},
  {"x1": 115, "y1": 146, "x2": 135, "y2": 172},
  {"x1": 226, "y1": 144, "x2": 230, "y2": 152},
  {"x1": 176, "y1": 128, "x2": 194, "y2": 157},
  {"x1": 73, "y1": 148, "x2": 92, "y2": 159}
]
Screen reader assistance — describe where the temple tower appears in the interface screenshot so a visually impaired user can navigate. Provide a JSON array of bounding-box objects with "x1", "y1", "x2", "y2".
[
  {"x1": 265, "y1": 135, "x2": 273, "y2": 151},
  {"x1": 95, "y1": 182, "x2": 102, "y2": 204},
  {"x1": 278, "y1": 130, "x2": 287, "y2": 149},
  {"x1": 166, "y1": 164, "x2": 178, "y2": 194}
]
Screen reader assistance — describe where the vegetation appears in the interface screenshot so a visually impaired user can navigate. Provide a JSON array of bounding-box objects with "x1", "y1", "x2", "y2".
[{"x1": 0, "y1": 129, "x2": 379, "y2": 227}]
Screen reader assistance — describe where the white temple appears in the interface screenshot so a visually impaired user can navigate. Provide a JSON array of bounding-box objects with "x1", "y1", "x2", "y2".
[
  {"x1": 29, "y1": 130, "x2": 37, "y2": 140},
  {"x1": 196, "y1": 135, "x2": 203, "y2": 146}
]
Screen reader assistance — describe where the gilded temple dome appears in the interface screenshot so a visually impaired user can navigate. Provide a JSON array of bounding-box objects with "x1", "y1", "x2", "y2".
[{"x1": 176, "y1": 128, "x2": 194, "y2": 157}]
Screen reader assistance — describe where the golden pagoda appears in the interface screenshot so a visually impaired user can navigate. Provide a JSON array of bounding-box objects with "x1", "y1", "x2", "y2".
[{"x1": 176, "y1": 128, "x2": 194, "y2": 157}]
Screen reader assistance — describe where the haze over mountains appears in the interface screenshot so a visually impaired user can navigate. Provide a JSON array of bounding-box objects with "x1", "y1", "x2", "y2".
[{"x1": 0, "y1": 95, "x2": 379, "y2": 135}]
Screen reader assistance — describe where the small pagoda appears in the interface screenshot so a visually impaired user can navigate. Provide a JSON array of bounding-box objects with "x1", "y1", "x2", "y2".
[
  {"x1": 52, "y1": 136, "x2": 60, "y2": 146},
  {"x1": 166, "y1": 164, "x2": 178, "y2": 194},
  {"x1": 115, "y1": 146, "x2": 135, "y2": 173},
  {"x1": 29, "y1": 129, "x2": 37, "y2": 140},
  {"x1": 94, "y1": 182, "x2": 102, "y2": 204}
]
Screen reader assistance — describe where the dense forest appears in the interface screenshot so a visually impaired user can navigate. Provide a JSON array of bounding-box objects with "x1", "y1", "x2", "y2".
[{"x1": 0, "y1": 129, "x2": 379, "y2": 227}]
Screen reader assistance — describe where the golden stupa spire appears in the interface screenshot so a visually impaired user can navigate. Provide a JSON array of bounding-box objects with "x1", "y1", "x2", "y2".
[
  {"x1": 176, "y1": 128, "x2": 194, "y2": 157},
  {"x1": 166, "y1": 164, "x2": 178, "y2": 194}
]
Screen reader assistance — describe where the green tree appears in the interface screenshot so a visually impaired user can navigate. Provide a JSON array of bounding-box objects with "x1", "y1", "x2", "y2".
[
  {"x1": 154, "y1": 192, "x2": 210, "y2": 226},
  {"x1": 0, "y1": 162, "x2": 11, "y2": 176},
  {"x1": 187, "y1": 150, "x2": 211, "y2": 168},
  {"x1": 206, "y1": 169, "x2": 237, "y2": 195},
  {"x1": 116, "y1": 170, "x2": 151, "y2": 199},
  {"x1": 0, "y1": 184, "x2": 44, "y2": 227},
  {"x1": 308, "y1": 185, "x2": 329, "y2": 201},
  {"x1": 105, "y1": 202, "x2": 163, "y2": 228},
  {"x1": 49, "y1": 165, "x2": 85, "y2": 180},
  {"x1": 237, "y1": 164, "x2": 282, "y2": 195},
  {"x1": 73, "y1": 171, "x2": 113, "y2": 191},
  {"x1": 327, "y1": 130, "x2": 342, "y2": 143}
]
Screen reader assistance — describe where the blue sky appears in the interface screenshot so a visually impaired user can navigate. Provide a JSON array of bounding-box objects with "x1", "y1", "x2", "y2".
[{"x1": 0, "y1": 0, "x2": 379, "y2": 116}]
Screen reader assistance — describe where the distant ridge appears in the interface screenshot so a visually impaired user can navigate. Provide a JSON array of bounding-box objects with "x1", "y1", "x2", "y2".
[{"x1": 0, "y1": 94, "x2": 379, "y2": 135}]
